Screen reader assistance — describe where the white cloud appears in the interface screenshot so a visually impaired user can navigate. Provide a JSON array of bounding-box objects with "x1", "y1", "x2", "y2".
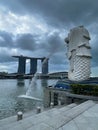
[
  {"x1": 0, "y1": 9, "x2": 51, "y2": 35},
  {"x1": 0, "y1": 64, "x2": 9, "y2": 72},
  {"x1": 0, "y1": 62, "x2": 18, "y2": 73}
]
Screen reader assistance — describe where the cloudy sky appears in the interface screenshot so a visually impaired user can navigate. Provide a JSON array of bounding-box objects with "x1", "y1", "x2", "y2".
[{"x1": 0, "y1": 0, "x2": 98, "y2": 76}]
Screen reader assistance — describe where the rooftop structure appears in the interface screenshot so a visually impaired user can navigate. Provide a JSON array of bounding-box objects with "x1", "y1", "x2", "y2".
[{"x1": 12, "y1": 55, "x2": 49, "y2": 75}]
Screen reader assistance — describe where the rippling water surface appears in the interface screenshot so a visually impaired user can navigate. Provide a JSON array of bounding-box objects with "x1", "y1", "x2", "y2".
[{"x1": 0, "y1": 79, "x2": 57, "y2": 120}]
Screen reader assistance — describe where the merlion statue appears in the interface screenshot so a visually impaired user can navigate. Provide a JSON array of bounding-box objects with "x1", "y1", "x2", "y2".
[{"x1": 65, "y1": 25, "x2": 92, "y2": 81}]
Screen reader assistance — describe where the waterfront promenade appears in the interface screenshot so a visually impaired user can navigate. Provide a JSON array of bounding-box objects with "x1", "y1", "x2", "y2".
[{"x1": 0, "y1": 100, "x2": 98, "y2": 130}]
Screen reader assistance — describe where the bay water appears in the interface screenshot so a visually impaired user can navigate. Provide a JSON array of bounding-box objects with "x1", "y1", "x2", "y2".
[{"x1": 0, "y1": 79, "x2": 57, "y2": 120}]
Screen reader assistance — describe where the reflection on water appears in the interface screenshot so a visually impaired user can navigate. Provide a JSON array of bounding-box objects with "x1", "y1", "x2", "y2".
[
  {"x1": 0, "y1": 79, "x2": 57, "y2": 120},
  {"x1": 17, "y1": 79, "x2": 25, "y2": 87}
]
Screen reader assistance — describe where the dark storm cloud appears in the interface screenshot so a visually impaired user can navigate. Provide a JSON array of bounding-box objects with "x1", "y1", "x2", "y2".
[
  {"x1": 0, "y1": 31, "x2": 14, "y2": 48},
  {"x1": 0, "y1": 31, "x2": 66, "y2": 63},
  {"x1": 0, "y1": 31, "x2": 40, "y2": 51},
  {"x1": 50, "y1": 53, "x2": 67, "y2": 65},
  {"x1": 1, "y1": 0, "x2": 98, "y2": 27},
  {"x1": 0, "y1": 31, "x2": 17, "y2": 62},
  {"x1": 0, "y1": 32, "x2": 40, "y2": 63},
  {"x1": 0, "y1": 49, "x2": 15, "y2": 63},
  {"x1": 0, "y1": 25, "x2": 66, "y2": 56},
  {"x1": 0, "y1": 31, "x2": 39, "y2": 51},
  {"x1": 49, "y1": 53, "x2": 68, "y2": 72},
  {"x1": 15, "y1": 33, "x2": 38, "y2": 51},
  {"x1": 39, "y1": 32, "x2": 65, "y2": 54},
  {"x1": 38, "y1": 32, "x2": 68, "y2": 71},
  {"x1": 46, "y1": 32, "x2": 65, "y2": 53},
  {"x1": 0, "y1": 0, "x2": 98, "y2": 73}
]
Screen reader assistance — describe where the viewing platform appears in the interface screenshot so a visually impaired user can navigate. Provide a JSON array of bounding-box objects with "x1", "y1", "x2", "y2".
[{"x1": 0, "y1": 100, "x2": 98, "y2": 130}]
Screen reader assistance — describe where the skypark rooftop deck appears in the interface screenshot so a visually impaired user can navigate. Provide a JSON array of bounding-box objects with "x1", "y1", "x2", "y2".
[{"x1": 12, "y1": 55, "x2": 47, "y2": 60}]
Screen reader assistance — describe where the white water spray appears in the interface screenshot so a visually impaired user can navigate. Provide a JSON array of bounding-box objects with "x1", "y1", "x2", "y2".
[
  {"x1": 26, "y1": 53, "x2": 52, "y2": 95},
  {"x1": 18, "y1": 54, "x2": 53, "y2": 101},
  {"x1": 18, "y1": 35, "x2": 61, "y2": 100},
  {"x1": 26, "y1": 73, "x2": 38, "y2": 96}
]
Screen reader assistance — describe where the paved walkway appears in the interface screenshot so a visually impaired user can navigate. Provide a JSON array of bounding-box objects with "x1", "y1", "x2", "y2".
[{"x1": 0, "y1": 100, "x2": 98, "y2": 130}]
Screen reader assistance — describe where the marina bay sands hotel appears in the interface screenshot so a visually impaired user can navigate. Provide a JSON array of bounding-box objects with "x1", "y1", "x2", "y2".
[{"x1": 13, "y1": 55, "x2": 49, "y2": 75}]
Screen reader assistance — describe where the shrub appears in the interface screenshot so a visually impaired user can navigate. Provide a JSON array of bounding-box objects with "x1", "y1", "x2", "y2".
[{"x1": 71, "y1": 84, "x2": 98, "y2": 96}]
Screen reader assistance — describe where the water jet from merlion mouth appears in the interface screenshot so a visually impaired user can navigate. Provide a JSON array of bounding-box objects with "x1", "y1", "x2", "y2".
[
  {"x1": 18, "y1": 33, "x2": 63, "y2": 100},
  {"x1": 18, "y1": 54, "x2": 53, "y2": 101}
]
